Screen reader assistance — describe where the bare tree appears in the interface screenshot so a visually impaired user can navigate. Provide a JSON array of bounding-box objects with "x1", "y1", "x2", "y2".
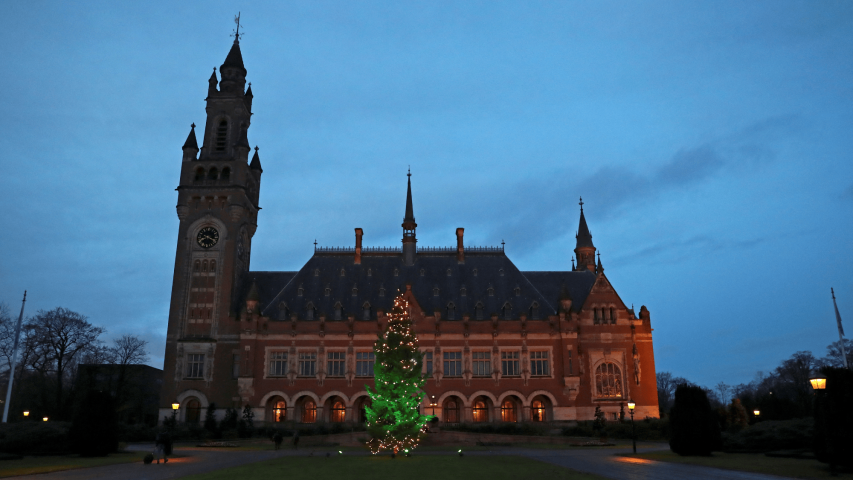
[
  {"x1": 109, "y1": 335, "x2": 149, "y2": 366},
  {"x1": 715, "y1": 381, "x2": 730, "y2": 406},
  {"x1": 29, "y1": 308, "x2": 104, "y2": 419},
  {"x1": 822, "y1": 339, "x2": 853, "y2": 369}
]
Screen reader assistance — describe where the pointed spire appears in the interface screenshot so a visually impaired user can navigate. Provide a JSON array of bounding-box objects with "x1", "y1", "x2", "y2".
[
  {"x1": 250, "y1": 146, "x2": 263, "y2": 172},
  {"x1": 576, "y1": 196, "x2": 594, "y2": 248},
  {"x1": 247, "y1": 280, "x2": 259, "y2": 301},
  {"x1": 597, "y1": 252, "x2": 604, "y2": 274},
  {"x1": 221, "y1": 40, "x2": 246, "y2": 75},
  {"x1": 245, "y1": 83, "x2": 253, "y2": 99},
  {"x1": 208, "y1": 68, "x2": 219, "y2": 95},
  {"x1": 182, "y1": 123, "x2": 198, "y2": 150},
  {"x1": 404, "y1": 168, "x2": 415, "y2": 224}
]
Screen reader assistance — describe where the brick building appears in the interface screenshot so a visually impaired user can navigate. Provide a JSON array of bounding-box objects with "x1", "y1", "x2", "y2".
[{"x1": 159, "y1": 37, "x2": 660, "y2": 425}]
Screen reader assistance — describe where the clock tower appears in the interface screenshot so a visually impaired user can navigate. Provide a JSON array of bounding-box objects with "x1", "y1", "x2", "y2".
[{"x1": 161, "y1": 34, "x2": 263, "y2": 412}]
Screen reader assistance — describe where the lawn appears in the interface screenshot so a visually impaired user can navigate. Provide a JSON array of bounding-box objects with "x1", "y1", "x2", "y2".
[
  {"x1": 628, "y1": 450, "x2": 853, "y2": 479},
  {"x1": 0, "y1": 451, "x2": 142, "y2": 478},
  {"x1": 181, "y1": 454, "x2": 607, "y2": 480}
]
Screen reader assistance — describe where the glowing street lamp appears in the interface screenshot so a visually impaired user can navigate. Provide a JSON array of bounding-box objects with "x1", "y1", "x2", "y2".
[
  {"x1": 22, "y1": 411, "x2": 29, "y2": 417},
  {"x1": 627, "y1": 401, "x2": 636, "y2": 454},
  {"x1": 809, "y1": 377, "x2": 827, "y2": 392},
  {"x1": 42, "y1": 417, "x2": 48, "y2": 422},
  {"x1": 429, "y1": 396, "x2": 437, "y2": 416}
]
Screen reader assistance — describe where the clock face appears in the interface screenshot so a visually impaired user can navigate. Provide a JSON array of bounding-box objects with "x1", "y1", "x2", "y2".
[{"x1": 197, "y1": 227, "x2": 219, "y2": 249}]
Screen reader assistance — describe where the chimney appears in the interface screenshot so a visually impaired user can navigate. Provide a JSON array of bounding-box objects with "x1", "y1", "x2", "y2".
[
  {"x1": 456, "y1": 228, "x2": 464, "y2": 263},
  {"x1": 354, "y1": 228, "x2": 363, "y2": 264}
]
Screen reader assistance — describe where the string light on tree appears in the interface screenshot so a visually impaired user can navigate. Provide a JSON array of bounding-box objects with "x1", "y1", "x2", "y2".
[{"x1": 365, "y1": 292, "x2": 431, "y2": 455}]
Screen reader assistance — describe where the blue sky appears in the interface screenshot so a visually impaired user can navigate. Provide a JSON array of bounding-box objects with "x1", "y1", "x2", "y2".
[{"x1": 1, "y1": 1, "x2": 851, "y2": 389}]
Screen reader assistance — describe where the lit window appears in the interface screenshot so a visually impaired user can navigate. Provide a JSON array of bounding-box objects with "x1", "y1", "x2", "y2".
[
  {"x1": 269, "y1": 351, "x2": 288, "y2": 376},
  {"x1": 595, "y1": 362, "x2": 623, "y2": 398},
  {"x1": 301, "y1": 400, "x2": 316, "y2": 423},
  {"x1": 327, "y1": 352, "x2": 345, "y2": 377},
  {"x1": 501, "y1": 400, "x2": 517, "y2": 422},
  {"x1": 473, "y1": 401, "x2": 488, "y2": 422},
  {"x1": 531, "y1": 351, "x2": 549, "y2": 376},
  {"x1": 472, "y1": 351, "x2": 491, "y2": 377},
  {"x1": 331, "y1": 401, "x2": 346, "y2": 422},
  {"x1": 444, "y1": 400, "x2": 459, "y2": 423},
  {"x1": 532, "y1": 400, "x2": 545, "y2": 422},
  {"x1": 443, "y1": 351, "x2": 462, "y2": 377},
  {"x1": 501, "y1": 351, "x2": 519, "y2": 376},
  {"x1": 298, "y1": 352, "x2": 316, "y2": 377},
  {"x1": 356, "y1": 352, "x2": 374, "y2": 377},
  {"x1": 186, "y1": 354, "x2": 204, "y2": 378},
  {"x1": 272, "y1": 400, "x2": 286, "y2": 422}
]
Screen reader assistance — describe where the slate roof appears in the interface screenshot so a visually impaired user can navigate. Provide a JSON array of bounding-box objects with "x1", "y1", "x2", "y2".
[
  {"x1": 221, "y1": 40, "x2": 246, "y2": 74},
  {"x1": 249, "y1": 249, "x2": 597, "y2": 321},
  {"x1": 576, "y1": 208, "x2": 594, "y2": 248}
]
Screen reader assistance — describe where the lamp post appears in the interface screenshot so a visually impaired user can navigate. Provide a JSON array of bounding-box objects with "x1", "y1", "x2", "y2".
[
  {"x1": 430, "y1": 396, "x2": 437, "y2": 417},
  {"x1": 22, "y1": 411, "x2": 29, "y2": 419},
  {"x1": 627, "y1": 401, "x2": 636, "y2": 454},
  {"x1": 42, "y1": 417, "x2": 48, "y2": 422},
  {"x1": 753, "y1": 409, "x2": 760, "y2": 423},
  {"x1": 171, "y1": 403, "x2": 180, "y2": 431},
  {"x1": 809, "y1": 374, "x2": 830, "y2": 474}
]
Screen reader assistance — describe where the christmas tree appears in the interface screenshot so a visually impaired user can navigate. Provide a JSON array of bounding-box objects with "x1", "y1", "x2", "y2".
[{"x1": 365, "y1": 292, "x2": 431, "y2": 454}]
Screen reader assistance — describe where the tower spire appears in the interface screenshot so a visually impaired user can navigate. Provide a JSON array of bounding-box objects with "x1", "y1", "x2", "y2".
[
  {"x1": 402, "y1": 169, "x2": 417, "y2": 266},
  {"x1": 574, "y1": 197, "x2": 596, "y2": 272}
]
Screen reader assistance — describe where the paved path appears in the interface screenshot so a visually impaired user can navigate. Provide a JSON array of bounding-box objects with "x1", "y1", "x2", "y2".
[{"x1": 3, "y1": 443, "x2": 798, "y2": 480}]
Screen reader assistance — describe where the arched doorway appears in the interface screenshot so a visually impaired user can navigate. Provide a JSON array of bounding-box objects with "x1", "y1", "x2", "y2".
[
  {"x1": 268, "y1": 396, "x2": 286, "y2": 423},
  {"x1": 443, "y1": 397, "x2": 461, "y2": 423},
  {"x1": 185, "y1": 398, "x2": 201, "y2": 424}
]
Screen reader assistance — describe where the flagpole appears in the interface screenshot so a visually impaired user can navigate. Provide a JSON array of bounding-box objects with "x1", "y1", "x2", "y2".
[
  {"x1": 2, "y1": 291, "x2": 26, "y2": 423},
  {"x1": 831, "y1": 288, "x2": 849, "y2": 370}
]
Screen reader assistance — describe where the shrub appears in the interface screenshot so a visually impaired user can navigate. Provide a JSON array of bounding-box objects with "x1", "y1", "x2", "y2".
[
  {"x1": 726, "y1": 399, "x2": 749, "y2": 433},
  {"x1": 722, "y1": 418, "x2": 812, "y2": 453},
  {"x1": 669, "y1": 384, "x2": 722, "y2": 456},
  {"x1": 562, "y1": 418, "x2": 669, "y2": 441},
  {"x1": 69, "y1": 389, "x2": 119, "y2": 456},
  {"x1": 813, "y1": 366, "x2": 853, "y2": 468},
  {"x1": 117, "y1": 422, "x2": 157, "y2": 442},
  {"x1": 0, "y1": 421, "x2": 71, "y2": 454},
  {"x1": 204, "y1": 403, "x2": 220, "y2": 439}
]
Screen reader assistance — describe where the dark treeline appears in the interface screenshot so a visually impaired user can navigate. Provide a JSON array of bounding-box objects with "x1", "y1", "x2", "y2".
[
  {"x1": 0, "y1": 302, "x2": 150, "y2": 423},
  {"x1": 657, "y1": 339, "x2": 853, "y2": 420}
]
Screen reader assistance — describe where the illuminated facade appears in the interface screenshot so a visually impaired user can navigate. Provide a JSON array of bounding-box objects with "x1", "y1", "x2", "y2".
[{"x1": 160, "y1": 38, "x2": 660, "y2": 425}]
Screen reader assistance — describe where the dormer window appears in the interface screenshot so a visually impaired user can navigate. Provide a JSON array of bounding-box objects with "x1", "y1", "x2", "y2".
[
  {"x1": 475, "y1": 302, "x2": 484, "y2": 320},
  {"x1": 314, "y1": 269, "x2": 320, "y2": 277},
  {"x1": 333, "y1": 302, "x2": 343, "y2": 321},
  {"x1": 367, "y1": 268, "x2": 372, "y2": 277},
  {"x1": 499, "y1": 268, "x2": 505, "y2": 276},
  {"x1": 502, "y1": 302, "x2": 512, "y2": 320},
  {"x1": 278, "y1": 302, "x2": 288, "y2": 320},
  {"x1": 324, "y1": 287, "x2": 331, "y2": 296},
  {"x1": 514, "y1": 286, "x2": 521, "y2": 296},
  {"x1": 362, "y1": 302, "x2": 371, "y2": 321},
  {"x1": 487, "y1": 285, "x2": 494, "y2": 296},
  {"x1": 352, "y1": 284, "x2": 358, "y2": 296},
  {"x1": 473, "y1": 268, "x2": 478, "y2": 276},
  {"x1": 447, "y1": 269, "x2": 452, "y2": 276},
  {"x1": 446, "y1": 302, "x2": 456, "y2": 321},
  {"x1": 340, "y1": 268, "x2": 346, "y2": 277},
  {"x1": 394, "y1": 269, "x2": 399, "y2": 276},
  {"x1": 460, "y1": 286, "x2": 466, "y2": 296},
  {"x1": 215, "y1": 120, "x2": 228, "y2": 151},
  {"x1": 530, "y1": 302, "x2": 540, "y2": 320},
  {"x1": 420, "y1": 269, "x2": 425, "y2": 276},
  {"x1": 306, "y1": 303, "x2": 315, "y2": 321},
  {"x1": 379, "y1": 286, "x2": 386, "y2": 297},
  {"x1": 433, "y1": 287, "x2": 440, "y2": 296},
  {"x1": 297, "y1": 284, "x2": 304, "y2": 296}
]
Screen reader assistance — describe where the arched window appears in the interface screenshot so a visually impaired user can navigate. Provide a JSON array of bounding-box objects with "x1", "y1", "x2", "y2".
[
  {"x1": 531, "y1": 399, "x2": 546, "y2": 422},
  {"x1": 221, "y1": 167, "x2": 231, "y2": 181},
  {"x1": 444, "y1": 400, "x2": 459, "y2": 423},
  {"x1": 610, "y1": 308, "x2": 616, "y2": 324},
  {"x1": 433, "y1": 286, "x2": 440, "y2": 296},
  {"x1": 362, "y1": 302, "x2": 371, "y2": 321},
  {"x1": 186, "y1": 398, "x2": 201, "y2": 424},
  {"x1": 272, "y1": 400, "x2": 286, "y2": 422},
  {"x1": 207, "y1": 167, "x2": 218, "y2": 180},
  {"x1": 595, "y1": 362, "x2": 624, "y2": 398},
  {"x1": 301, "y1": 400, "x2": 316, "y2": 423},
  {"x1": 215, "y1": 120, "x2": 228, "y2": 151},
  {"x1": 193, "y1": 260, "x2": 201, "y2": 272},
  {"x1": 472, "y1": 400, "x2": 488, "y2": 422},
  {"x1": 194, "y1": 168, "x2": 205, "y2": 183},
  {"x1": 501, "y1": 400, "x2": 517, "y2": 422},
  {"x1": 502, "y1": 302, "x2": 512, "y2": 320},
  {"x1": 475, "y1": 302, "x2": 484, "y2": 321},
  {"x1": 487, "y1": 286, "x2": 495, "y2": 296},
  {"x1": 530, "y1": 302, "x2": 540, "y2": 320},
  {"x1": 446, "y1": 302, "x2": 455, "y2": 321},
  {"x1": 331, "y1": 401, "x2": 345, "y2": 423}
]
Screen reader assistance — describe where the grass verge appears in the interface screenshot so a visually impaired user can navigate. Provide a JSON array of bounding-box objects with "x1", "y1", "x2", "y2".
[
  {"x1": 627, "y1": 450, "x2": 853, "y2": 479},
  {"x1": 181, "y1": 454, "x2": 607, "y2": 480},
  {"x1": 0, "y1": 451, "x2": 142, "y2": 478}
]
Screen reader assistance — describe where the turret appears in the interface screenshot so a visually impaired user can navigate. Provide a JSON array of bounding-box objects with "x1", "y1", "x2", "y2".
[{"x1": 182, "y1": 123, "x2": 199, "y2": 161}]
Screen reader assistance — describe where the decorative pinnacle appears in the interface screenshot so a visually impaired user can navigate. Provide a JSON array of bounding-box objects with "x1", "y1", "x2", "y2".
[
  {"x1": 254, "y1": 146, "x2": 259, "y2": 152},
  {"x1": 579, "y1": 196, "x2": 584, "y2": 211},
  {"x1": 191, "y1": 123, "x2": 195, "y2": 129}
]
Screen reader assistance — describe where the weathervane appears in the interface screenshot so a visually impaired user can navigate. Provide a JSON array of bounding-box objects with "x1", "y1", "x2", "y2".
[
  {"x1": 231, "y1": 12, "x2": 243, "y2": 42},
  {"x1": 579, "y1": 196, "x2": 584, "y2": 211}
]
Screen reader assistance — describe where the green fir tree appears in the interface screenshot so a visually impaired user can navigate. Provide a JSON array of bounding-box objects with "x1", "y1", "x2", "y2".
[{"x1": 365, "y1": 293, "x2": 431, "y2": 454}]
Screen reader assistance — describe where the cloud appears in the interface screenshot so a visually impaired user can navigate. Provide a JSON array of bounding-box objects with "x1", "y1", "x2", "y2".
[{"x1": 656, "y1": 145, "x2": 725, "y2": 186}]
